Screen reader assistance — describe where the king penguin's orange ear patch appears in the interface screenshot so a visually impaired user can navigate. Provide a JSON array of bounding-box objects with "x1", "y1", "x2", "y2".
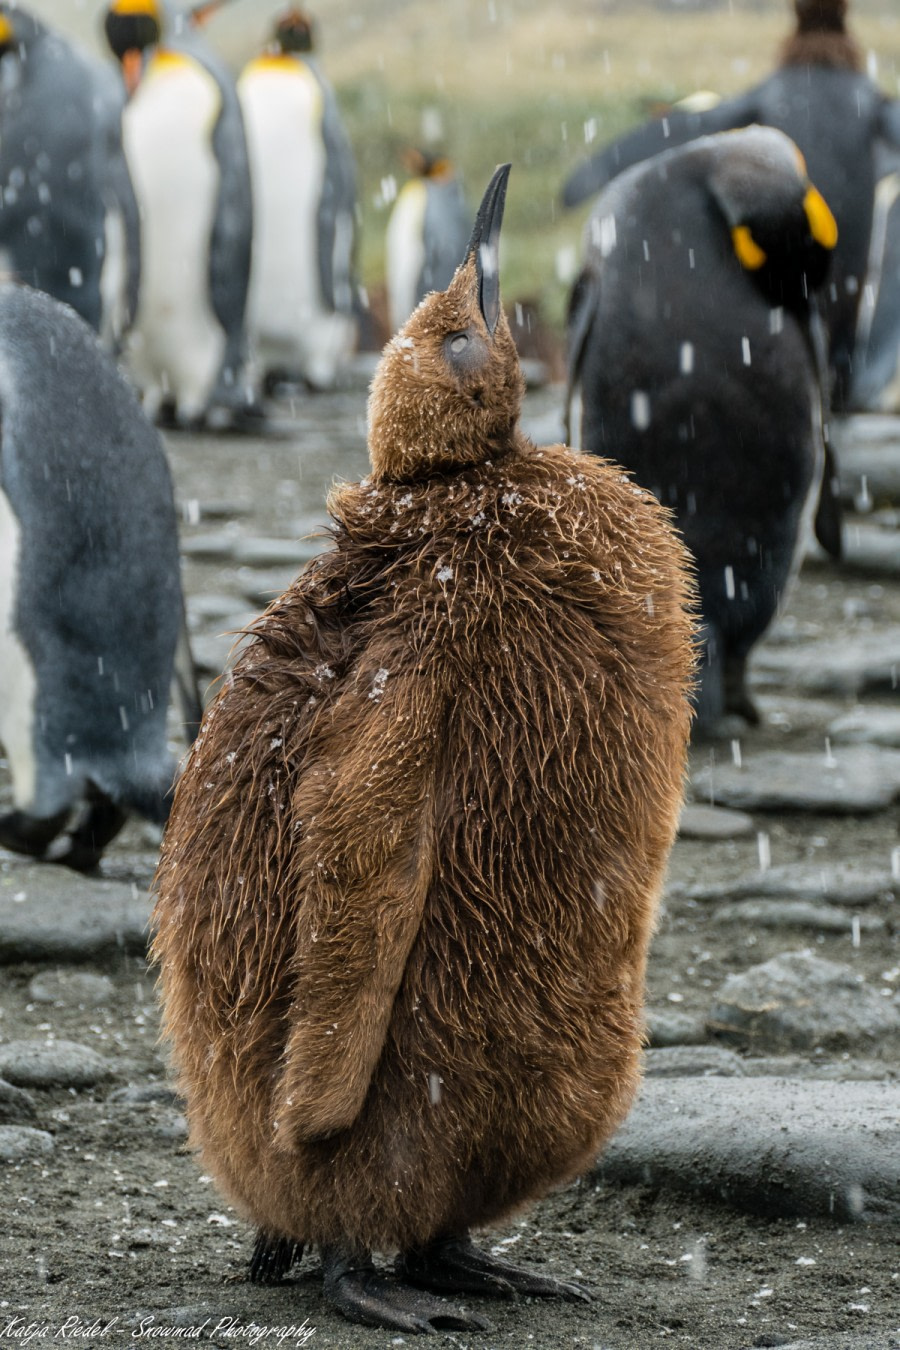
[
  {"x1": 731, "y1": 224, "x2": 767, "y2": 270},
  {"x1": 803, "y1": 187, "x2": 838, "y2": 249}
]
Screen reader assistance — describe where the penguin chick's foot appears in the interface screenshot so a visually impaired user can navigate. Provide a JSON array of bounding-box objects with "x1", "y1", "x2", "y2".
[
  {"x1": 248, "y1": 1231, "x2": 303, "y2": 1285},
  {"x1": 321, "y1": 1244, "x2": 490, "y2": 1334},
  {"x1": 398, "y1": 1233, "x2": 593, "y2": 1303}
]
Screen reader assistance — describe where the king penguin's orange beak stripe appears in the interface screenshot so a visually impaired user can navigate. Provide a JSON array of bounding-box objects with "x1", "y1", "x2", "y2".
[
  {"x1": 803, "y1": 187, "x2": 838, "y2": 250},
  {"x1": 122, "y1": 47, "x2": 143, "y2": 95},
  {"x1": 731, "y1": 225, "x2": 767, "y2": 271}
]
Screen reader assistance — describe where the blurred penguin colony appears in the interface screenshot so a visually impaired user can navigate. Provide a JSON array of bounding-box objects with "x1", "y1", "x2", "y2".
[{"x1": 0, "y1": 0, "x2": 899, "y2": 866}]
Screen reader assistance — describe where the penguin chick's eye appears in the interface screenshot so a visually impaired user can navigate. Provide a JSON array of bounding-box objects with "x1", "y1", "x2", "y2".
[{"x1": 443, "y1": 328, "x2": 489, "y2": 376}]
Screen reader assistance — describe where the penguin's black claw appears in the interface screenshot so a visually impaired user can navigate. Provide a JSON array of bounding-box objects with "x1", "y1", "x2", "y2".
[
  {"x1": 321, "y1": 1245, "x2": 490, "y2": 1334},
  {"x1": 248, "y1": 1231, "x2": 303, "y2": 1285},
  {"x1": 398, "y1": 1234, "x2": 593, "y2": 1304}
]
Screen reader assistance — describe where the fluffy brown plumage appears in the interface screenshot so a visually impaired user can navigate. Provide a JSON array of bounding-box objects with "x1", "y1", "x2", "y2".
[
  {"x1": 780, "y1": 0, "x2": 862, "y2": 70},
  {"x1": 153, "y1": 167, "x2": 695, "y2": 1330}
]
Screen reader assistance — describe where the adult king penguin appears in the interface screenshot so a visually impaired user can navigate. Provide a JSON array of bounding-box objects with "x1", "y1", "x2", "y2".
[
  {"x1": 562, "y1": 0, "x2": 900, "y2": 410},
  {"x1": 385, "y1": 150, "x2": 471, "y2": 333},
  {"x1": 105, "y1": 0, "x2": 255, "y2": 427},
  {"x1": 567, "y1": 127, "x2": 837, "y2": 733},
  {"x1": 0, "y1": 283, "x2": 198, "y2": 872},
  {"x1": 238, "y1": 8, "x2": 358, "y2": 391},
  {"x1": 850, "y1": 144, "x2": 900, "y2": 411},
  {"x1": 0, "y1": 5, "x2": 138, "y2": 340},
  {"x1": 153, "y1": 166, "x2": 695, "y2": 1333}
]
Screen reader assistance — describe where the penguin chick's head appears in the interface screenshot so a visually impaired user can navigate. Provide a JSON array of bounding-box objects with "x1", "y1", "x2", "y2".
[
  {"x1": 794, "y1": 0, "x2": 847, "y2": 33},
  {"x1": 105, "y1": 0, "x2": 161, "y2": 86},
  {"x1": 782, "y1": 0, "x2": 860, "y2": 69},
  {"x1": 274, "y1": 8, "x2": 315, "y2": 53},
  {"x1": 368, "y1": 163, "x2": 524, "y2": 484},
  {"x1": 708, "y1": 125, "x2": 837, "y2": 306}
]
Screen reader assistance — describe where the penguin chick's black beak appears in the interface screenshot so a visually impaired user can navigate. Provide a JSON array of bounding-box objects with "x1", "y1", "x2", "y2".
[{"x1": 465, "y1": 163, "x2": 511, "y2": 337}]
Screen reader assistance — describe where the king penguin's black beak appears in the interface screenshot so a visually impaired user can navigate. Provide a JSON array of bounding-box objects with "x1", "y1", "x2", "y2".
[{"x1": 464, "y1": 163, "x2": 511, "y2": 337}]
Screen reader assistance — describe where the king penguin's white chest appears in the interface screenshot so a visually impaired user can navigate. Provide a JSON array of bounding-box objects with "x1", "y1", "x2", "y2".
[
  {"x1": 123, "y1": 52, "x2": 225, "y2": 413},
  {"x1": 239, "y1": 57, "x2": 324, "y2": 344},
  {"x1": 386, "y1": 180, "x2": 428, "y2": 332}
]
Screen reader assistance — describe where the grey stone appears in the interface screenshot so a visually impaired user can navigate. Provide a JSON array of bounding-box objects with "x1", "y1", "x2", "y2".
[
  {"x1": 594, "y1": 1077, "x2": 900, "y2": 1221},
  {"x1": 672, "y1": 862, "x2": 898, "y2": 908},
  {"x1": 236, "y1": 567, "x2": 297, "y2": 608},
  {"x1": 691, "y1": 746, "x2": 900, "y2": 814},
  {"x1": 186, "y1": 592, "x2": 251, "y2": 625},
  {"x1": 190, "y1": 631, "x2": 248, "y2": 678},
  {"x1": 178, "y1": 497, "x2": 252, "y2": 523},
  {"x1": 0, "y1": 866, "x2": 152, "y2": 963},
  {"x1": 644, "y1": 1045, "x2": 745, "y2": 1077},
  {"x1": 752, "y1": 635, "x2": 900, "y2": 697},
  {"x1": 28, "y1": 971, "x2": 115, "y2": 1007},
  {"x1": 711, "y1": 899, "x2": 885, "y2": 933},
  {"x1": 154, "y1": 1112, "x2": 189, "y2": 1141},
  {"x1": 677, "y1": 803, "x2": 755, "y2": 840},
  {"x1": 828, "y1": 706, "x2": 900, "y2": 748},
  {"x1": 645, "y1": 1007, "x2": 709, "y2": 1047},
  {"x1": 233, "y1": 535, "x2": 323, "y2": 568},
  {"x1": 0, "y1": 1039, "x2": 114, "y2": 1088},
  {"x1": 179, "y1": 529, "x2": 241, "y2": 560},
  {"x1": 108, "y1": 1082, "x2": 181, "y2": 1106},
  {"x1": 741, "y1": 1056, "x2": 895, "y2": 1081},
  {"x1": 806, "y1": 522, "x2": 900, "y2": 575},
  {"x1": 834, "y1": 415, "x2": 900, "y2": 506},
  {"x1": 0, "y1": 1125, "x2": 54, "y2": 1160},
  {"x1": 775, "y1": 1337, "x2": 900, "y2": 1349},
  {"x1": 707, "y1": 951, "x2": 900, "y2": 1052},
  {"x1": 0, "y1": 1078, "x2": 37, "y2": 1124}
]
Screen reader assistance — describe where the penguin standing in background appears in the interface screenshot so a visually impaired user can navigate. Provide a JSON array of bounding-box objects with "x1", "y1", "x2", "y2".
[
  {"x1": 0, "y1": 5, "x2": 138, "y2": 339},
  {"x1": 153, "y1": 166, "x2": 695, "y2": 1332},
  {"x1": 0, "y1": 283, "x2": 198, "y2": 872},
  {"x1": 850, "y1": 145, "x2": 900, "y2": 411},
  {"x1": 105, "y1": 0, "x2": 256, "y2": 427},
  {"x1": 567, "y1": 128, "x2": 838, "y2": 733},
  {"x1": 238, "y1": 8, "x2": 357, "y2": 391},
  {"x1": 385, "y1": 150, "x2": 471, "y2": 333},
  {"x1": 562, "y1": 0, "x2": 900, "y2": 410}
]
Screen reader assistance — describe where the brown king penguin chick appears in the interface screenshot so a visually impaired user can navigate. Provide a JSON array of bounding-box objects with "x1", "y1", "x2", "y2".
[{"x1": 152, "y1": 165, "x2": 696, "y2": 1334}]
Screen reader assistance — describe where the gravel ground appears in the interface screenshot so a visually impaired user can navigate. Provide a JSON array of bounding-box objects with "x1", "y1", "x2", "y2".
[{"x1": 1, "y1": 385, "x2": 898, "y2": 1350}]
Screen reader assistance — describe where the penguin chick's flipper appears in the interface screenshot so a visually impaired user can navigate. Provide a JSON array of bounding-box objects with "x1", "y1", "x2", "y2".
[
  {"x1": 248, "y1": 1231, "x2": 303, "y2": 1285},
  {"x1": 0, "y1": 808, "x2": 70, "y2": 859},
  {"x1": 322, "y1": 1245, "x2": 490, "y2": 1334},
  {"x1": 271, "y1": 704, "x2": 438, "y2": 1146},
  {"x1": 398, "y1": 1233, "x2": 592, "y2": 1303}
]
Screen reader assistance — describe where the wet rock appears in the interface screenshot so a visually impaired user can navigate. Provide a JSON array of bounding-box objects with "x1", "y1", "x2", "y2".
[
  {"x1": 0, "y1": 1125, "x2": 54, "y2": 1160},
  {"x1": 691, "y1": 746, "x2": 900, "y2": 814},
  {"x1": 0, "y1": 1039, "x2": 115, "y2": 1089},
  {"x1": 190, "y1": 632, "x2": 247, "y2": 678},
  {"x1": 236, "y1": 566, "x2": 298, "y2": 608},
  {"x1": 108, "y1": 1082, "x2": 182, "y2": 1106},
  {"x1": 0, "y1": 867, "x2": 151, "y2": 963},
  {"x1": 773, "y1": 1337, "x2": 900, "y2": 1349},
  {"x1": 232, "y1": 535, "x2": 322, "y2": 568},
  {"x1": 178, "y1": 497, "x2": 252, "y2": 523},
  {"x1": 595, "y1": 1077, "x2": 900, "y2": 1221},
  {"x1": 741, "y1": 1056, "x2": 896, "y2": 1081},
  {"x1": 186, "y1": 592, "x2": 256, "y2": 628},
  {"x1": 828, "y1": 706, "x2": 900, "y2": 748},
  {"x1": 752, "y1": 635, "x2": 900, "y2": 697},
  {"x1": 707, "y1": 951, "x2": 900, "y2": 1053},
  {"x1": 644, "y1": 1046, "x2": 745, "y2": 1077},
  {"x1": 179, "y1": 529, "x2": 241, "y2": 560},
  {"x1": 0, "y1": 1079, "x2": 37, "y2": 1124},
  {"x1": 154, "y1": 1112, "x2": 189, "y2": 1141},
  {"x1": 28, "y1": 971, "x2": 115, "y2": 1007},
  {"x1": 671, "y1": 861, "x2": 897, "y2": 908},
  {"x1": 645, "y1": 1007, "x2": 709, "y2": 1047},
  {"x1": 807, "y1": 521, "x2": 900, "y2": 576},
  {"x1": 711, "y1": 899, "x2": 885, "y2": 933},
  {"x1": 677, "y1": 803, "x2": 755, "y2": 840},
  {"x1": 834, "y1": 415, "x2": 900, "y2": 506}
]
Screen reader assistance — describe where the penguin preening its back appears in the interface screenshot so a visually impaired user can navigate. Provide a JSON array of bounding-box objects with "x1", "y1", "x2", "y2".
[
  {"x1": 153, "y1": 166, "x2": 695, "y2": 1333},
  {"x1": 0, "y1": 283, "x2": 198, "y2": 872},
  {"x1": 105, "y1": 0, "x2": 255, "y2": 427},
  {"x1": 238, "y1": 8, "x2": 358, "y2": 391},
  {"x1": 567, "y1": 126, "x2": 837, "y2": 733},
  {"x1": 0, "y1": 5, "x2": 138, "y2": 340},
  {"x1": 385, "y1": 150, "x2": 471, "y2": 333},
  {"x1": 562, "y1": 0, "x2": 900, "y2": 409}
]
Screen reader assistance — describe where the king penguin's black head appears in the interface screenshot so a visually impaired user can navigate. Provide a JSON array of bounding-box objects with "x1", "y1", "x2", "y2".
[
  {"x1": 274, "y1": 9, "x2": 315, "y2": 54},
  {"x1": 368, "y1": 163, "x2": 525, "y2": 484},
  {"x1": 104, "y1": 0, "x2": 161, "y2": 70},
  {"x1": 707, "y1": 126, "x2": 837, "y2": 309}
]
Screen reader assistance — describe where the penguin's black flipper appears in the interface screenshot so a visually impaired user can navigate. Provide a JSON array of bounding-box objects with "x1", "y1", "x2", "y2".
[
  {"x1": 561, "y1": 91, "x2": 759, "y2": 207},
  {"x1": 0, "y1": 809, "x2": 70, "y2": 860},
  {"x1": 814, "y1": 440, "x2": 843, "y2": 560},
  {"x1": 248, "y1": 1232, "x2": 303, "y2": 1285},
  {"x1": 564, "y1": 268, "x2": 599, "y2": 446}
]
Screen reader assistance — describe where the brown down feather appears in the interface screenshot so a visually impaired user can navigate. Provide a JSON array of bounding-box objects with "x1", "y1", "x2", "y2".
[
  {"x1": 780, "y1": 0, "x2": 862, "y2": 70},
  {"x1": 152, "y1": 254, "x2": 697, "y2": 1256}
]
